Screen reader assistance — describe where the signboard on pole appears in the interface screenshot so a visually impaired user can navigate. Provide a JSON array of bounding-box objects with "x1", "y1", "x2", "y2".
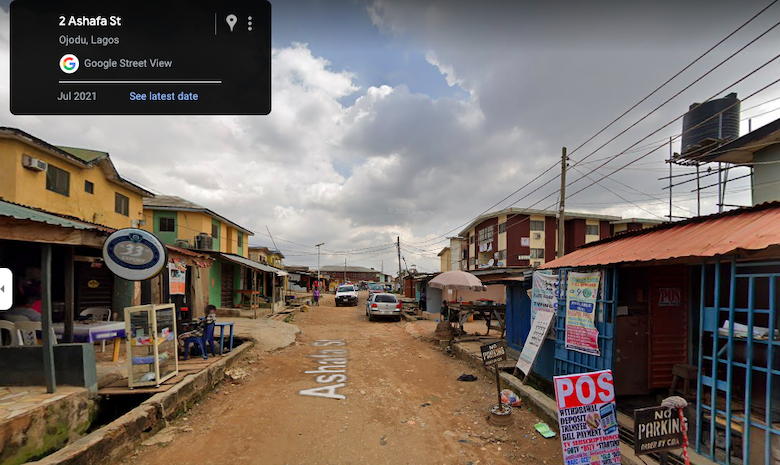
[
  {"x1": 480, "y1": 341, "x2": 507, "y2": 367},
  {"x1": 516, "y1": 310, "x2": 554, "y2": 376},
  {"x1": 554, "y1": 370, "x2": 621, "y2": 465},
  {"x1": 633, "y1": 406, "x2": 685, "y2": 455},
  {"x1": 565, "y1": 271, "x2": 601, "y2": 355}
]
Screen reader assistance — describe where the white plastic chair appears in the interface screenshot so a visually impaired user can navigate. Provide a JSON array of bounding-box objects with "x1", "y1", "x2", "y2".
[
  {"x1": 0, "y1": 320, "x2": 19, "y2": 346},
  {"x1": 14, "y1": 321, "x2": 57, "y2": 346},
  {"x1": 79, "y1": 307, "x2": 112, "y2": 351}
]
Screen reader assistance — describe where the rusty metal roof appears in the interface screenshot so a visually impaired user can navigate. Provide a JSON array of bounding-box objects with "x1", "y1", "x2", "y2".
[{"x1": 540, "y1": 202, "x2": 780, "y2": 269}]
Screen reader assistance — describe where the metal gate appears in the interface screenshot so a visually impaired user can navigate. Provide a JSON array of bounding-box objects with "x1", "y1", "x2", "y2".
[
  {"x1": 696, "y1": 257, "x2": 780, "y2": 465},
  {"x1": 554, "y1": 267, "x2": 618, "y2": 376}
]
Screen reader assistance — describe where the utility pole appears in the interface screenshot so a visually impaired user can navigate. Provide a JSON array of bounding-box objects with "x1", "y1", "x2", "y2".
[
  {"x1": 557, "y1": 147, "x2": 567, "y2": 259},
  {"x1": 344, "y1": 257, "x2": 347, "y2": 283},
  {"x1": 668, "y1": 137, "x2": 673, "y2": 222},
  {"x1": 315, "y1": 243, "x2": 324, "y2": 289},
  {"x1": 397, "y1": 236, "x2": 402, "y2": 292}
]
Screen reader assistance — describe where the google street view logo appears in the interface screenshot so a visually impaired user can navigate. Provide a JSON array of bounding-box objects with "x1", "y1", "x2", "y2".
[{"x1": 60, "y1": 54, "x2": 79, "y2": 74}]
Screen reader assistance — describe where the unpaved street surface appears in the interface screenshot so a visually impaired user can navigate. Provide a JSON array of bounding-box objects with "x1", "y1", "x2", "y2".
[{"x1": 125, "y1": 293, "x2": 561, "y2": 465}]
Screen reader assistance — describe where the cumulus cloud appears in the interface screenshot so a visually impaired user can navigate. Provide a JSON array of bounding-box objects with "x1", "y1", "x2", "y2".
[{"x1": 1, "y1": 1, "x2": 779, "y2": 272}]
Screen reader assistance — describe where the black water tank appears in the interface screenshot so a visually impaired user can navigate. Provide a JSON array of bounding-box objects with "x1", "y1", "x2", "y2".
[{"x1": 681, "y1": 92, "x2": 740, "y2": 155}]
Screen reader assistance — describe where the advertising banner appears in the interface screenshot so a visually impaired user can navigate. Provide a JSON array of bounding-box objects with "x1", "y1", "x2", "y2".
[
  {"x1": 531, "y1": 271, "x2": 560, "y2": 340},
  {"x1": 516, "y1": 310, "x2": 554, "y2": 376},
  {"x1": 169, "y1": 263, "x2": 186, "y2": 295},
  {"x1": 565, "y1": 271, "x2": 601, "y2": 355},
  {"x1": 554, "y1": 370, "x2": 621, "y2": 465}
]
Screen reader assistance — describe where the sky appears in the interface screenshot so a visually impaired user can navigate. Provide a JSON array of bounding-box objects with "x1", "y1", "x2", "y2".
[{"x1": 2, "y1": 0, "x2": 780, "y2": 274}]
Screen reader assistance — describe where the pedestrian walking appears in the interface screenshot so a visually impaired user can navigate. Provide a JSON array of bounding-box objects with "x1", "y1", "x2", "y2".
[{"x1": 314, "y1": 287, "x2": 320, "y2": 306}]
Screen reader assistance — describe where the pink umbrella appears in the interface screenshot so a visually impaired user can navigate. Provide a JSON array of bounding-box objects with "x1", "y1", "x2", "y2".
[{"x1": 428, "y1": 270, "x2": 485, "y2": 291}]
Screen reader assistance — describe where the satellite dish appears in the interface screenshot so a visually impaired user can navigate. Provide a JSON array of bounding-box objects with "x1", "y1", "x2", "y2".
[{"x1": 488, "y1": 259, "x2": 495, "y2": 267}]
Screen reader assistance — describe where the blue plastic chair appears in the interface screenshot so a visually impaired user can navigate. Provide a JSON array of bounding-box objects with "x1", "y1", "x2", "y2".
[{"x1": 183, "y1": 322, "x2": 216, "y2": 360}]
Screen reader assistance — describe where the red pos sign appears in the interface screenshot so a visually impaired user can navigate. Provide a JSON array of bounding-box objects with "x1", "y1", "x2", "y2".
[{"x1": 554, "y1": 370, "x2": 621, "y2": 465}]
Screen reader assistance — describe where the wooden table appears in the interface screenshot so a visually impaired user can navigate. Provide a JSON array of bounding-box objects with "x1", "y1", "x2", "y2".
[
  {"x1": 52, "y1": 321, "x2": 126, "y2": 362},
  {"x1": 447, "y1": 304, "x2": 507, "y2": 338}
]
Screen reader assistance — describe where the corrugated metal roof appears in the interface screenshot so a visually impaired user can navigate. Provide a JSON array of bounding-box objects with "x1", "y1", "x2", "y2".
[
  {"x1": 541, "y1": 202, "x2": 780, "y2": 269},
  {"x1": 218, "y1": 253, "x2": 286, "y2": 276},
  {"x1": 0, "y1": 200, "x2": 96, "y2": 230},
  {"x1": 144, "y1": 195, "x2": 253, "y2": 234}
]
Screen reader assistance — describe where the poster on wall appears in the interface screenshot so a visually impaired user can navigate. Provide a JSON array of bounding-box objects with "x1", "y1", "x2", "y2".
[
  {"x1": 565, "y1": 271, "x2": 601, "y2": 355},
  {"x1": 554, "y1": 370, "x2": 621, "y2": 465},
  {"x1": 169, "y1": 262, "x2": 186, "y2": 295},
  {"x1": 530, "y1": 271, "x2": 559, "y2": 323}
]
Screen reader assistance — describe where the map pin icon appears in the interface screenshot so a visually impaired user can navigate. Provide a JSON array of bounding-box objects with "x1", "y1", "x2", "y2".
[{"x1": 226, "y1": 14, "x2": 237, "y2": 32}]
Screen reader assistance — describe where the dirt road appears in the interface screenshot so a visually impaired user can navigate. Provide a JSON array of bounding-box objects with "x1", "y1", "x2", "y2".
[{"x1": 125, "y1": 292, "x2": 562, "y2": 465}]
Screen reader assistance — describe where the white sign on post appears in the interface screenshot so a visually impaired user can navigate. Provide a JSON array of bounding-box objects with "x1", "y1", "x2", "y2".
[{"x1": 516, "y1": 310, "x2": 555, "y2": 376}]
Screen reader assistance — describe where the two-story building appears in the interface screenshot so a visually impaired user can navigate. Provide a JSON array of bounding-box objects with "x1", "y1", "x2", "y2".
[
  {"x1": 0, "y1": 128, "x2": 160, "y2": 320},
  {"x1": 320, "y1": 265, "x2": 380, "y2": 285},
  {"x1": 248, "y1": 246, "x2": 285, "y2": 268},
  {"x1": 140, "y1": 195, "x2": 281, "y2": 310}
]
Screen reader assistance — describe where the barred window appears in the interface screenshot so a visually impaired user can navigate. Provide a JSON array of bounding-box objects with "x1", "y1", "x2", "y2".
[
  {"x1": 586, "y1": 225, "x2": 599, "y2": 235},
  {"x1": 530, "y1": 220, "x2": 545, "y2": 231}
]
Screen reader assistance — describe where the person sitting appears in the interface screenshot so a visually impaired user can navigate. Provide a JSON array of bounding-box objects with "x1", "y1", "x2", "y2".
[
  {"x1": 0, "y1": 279, "x2": 42, "y2": 322},
  {"x1": 178, "y1": 305, "x2": 217, "y2": 352}
]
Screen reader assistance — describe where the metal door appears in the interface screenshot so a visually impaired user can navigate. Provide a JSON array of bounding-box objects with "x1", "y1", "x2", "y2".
[{"x1": 648, "y1": 266, "x2": 689, "y2": 389}]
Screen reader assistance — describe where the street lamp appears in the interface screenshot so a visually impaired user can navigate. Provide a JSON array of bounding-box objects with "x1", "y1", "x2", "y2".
[{"x1": 315, "y1": 243, "x2": 324, "y2": 290}]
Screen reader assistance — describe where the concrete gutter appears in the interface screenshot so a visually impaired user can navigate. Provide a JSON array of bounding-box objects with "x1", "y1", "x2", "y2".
[{"x1": 31, "y1": 341, "x2": 255, "y2": 465}]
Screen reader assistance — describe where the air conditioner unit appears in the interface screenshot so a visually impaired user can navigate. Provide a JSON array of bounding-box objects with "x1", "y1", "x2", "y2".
[
  {"x1": 22, "y1": 155, "x2": 48, "y2": 172},
  {"x1": 533, "y1": 261, "x2": 541, "y2": 267},
  {"x1": 194, "y1": 233, "x2": 214, "y2": 251},
  {"x1": 533, "y1": 233, "x2": 542, "y2": 239},
  {"x1": 131, "y1": 219, "x2": 147, "y2": 228}
]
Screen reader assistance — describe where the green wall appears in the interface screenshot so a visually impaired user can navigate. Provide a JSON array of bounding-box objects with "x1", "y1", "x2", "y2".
[
  {"x1": 209, "y1": 260, "x2": 222, "y2": 307},
  {"x1": 153, "y1": 210, "x2": 178, "y2": 245}
]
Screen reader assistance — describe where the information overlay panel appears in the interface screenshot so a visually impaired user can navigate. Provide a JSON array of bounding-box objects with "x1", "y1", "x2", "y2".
[{"x1": 10, "y1": 0, "x2": 270, "y2": 115}]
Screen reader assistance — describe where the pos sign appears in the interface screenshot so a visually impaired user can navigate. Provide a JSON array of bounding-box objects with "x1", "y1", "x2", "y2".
[{"x1": 554, "y1": 370, "x2": 621, "y2": 465}]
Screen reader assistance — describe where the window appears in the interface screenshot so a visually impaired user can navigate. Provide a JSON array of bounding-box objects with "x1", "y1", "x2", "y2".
[
  {"x1": 530, "y1": 220, "x2": 545, "y2": 231},
  {"x1": 462, "y1": 249, "x2": 467, "y2": 260},
  {"x1": 498, "y1": 222, "x2": 507, "y2": 233},
  {"x1": 586, "y1": 224, "x2": 599, "y2": 236},
  {"x1": 478, "y1": 226, "x2": 494, "y2": 242},
  {"x1": 237, "y1": 232, "x2": 243, "y2": 248},
  {"x1": 376, "y1": 295, "x2": 397, "y2": 303},
  {"x1": 530, "y1": 248, "x2": 545, "y2": 259},
  {"x1": 498, "y1": 250, "x2": 507, "y2": 260},
  {"x1": 84, "y1": 180, "x2": 94, "y2": 194},
  {"x1": 469, "y1": 257, "x2": 475, "y2": 267},
  {"x1": 212, "y1": 223, "x2": 219, "y2": 238},
  {"x1": 114, "y1": 193, "x2": 129, "y2": 216},
  {"x1": 45, "y1": 164, "x2": 70, "y2": 196},
  {"x1": 469, "y1": 234, "x2": 475, "y2": 244},
  {"x1": 159, "y1": 217, "x2": 175, "y2": 232}
]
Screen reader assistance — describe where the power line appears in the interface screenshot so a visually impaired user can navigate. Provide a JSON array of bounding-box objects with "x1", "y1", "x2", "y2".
[{"x1": 406, "y1": 7, "x2": 779, "y2": 248}]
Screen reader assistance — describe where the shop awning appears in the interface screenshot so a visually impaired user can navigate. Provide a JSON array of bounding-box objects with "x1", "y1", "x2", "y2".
[
  {"x1": 541, "y1": 201, "x2": 780, "y2": 269},
  {"x1": 0, "y1": 199, "x2": 105, "y2": 247},
  {"x1": 218, "y1": 253, "x2": 286, "y2": 276}
]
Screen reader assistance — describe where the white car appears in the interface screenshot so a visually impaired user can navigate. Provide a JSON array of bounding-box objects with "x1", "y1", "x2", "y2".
[
  {"x1": 335, "y1": 284, "x2": 358, "y2": 307},
  {"x1": 365, "y1": 293, "x2": 402, "y2": 322}
]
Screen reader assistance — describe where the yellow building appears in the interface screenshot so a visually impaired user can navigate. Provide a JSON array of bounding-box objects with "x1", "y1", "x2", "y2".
[
  {"x1": 0, "y1": 128, "x2": 153, "y2": 229},
  {"x1": 248, "y1": 246, "x2": 285, "y2": 268},
  {"x1": 141, "y1": 195, "x2": 251, "y2": 257},
  {"x1": 142, "y1": 195, "x2": 255, "y2": 308},
  {"x1": 438, "y1": 246, "x2": 451, "y2": 272}
]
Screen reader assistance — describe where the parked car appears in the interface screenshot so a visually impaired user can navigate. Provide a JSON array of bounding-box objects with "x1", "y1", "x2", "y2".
[
  {"x1": 335, "y1": 284, "x2": 358, "y2": 307},
  {"x1": 365, "y1": 293, "x2": 402, "y2": 321},
  {"x1": 368, "y1": 283, "x2": 385, "y2": 300}
]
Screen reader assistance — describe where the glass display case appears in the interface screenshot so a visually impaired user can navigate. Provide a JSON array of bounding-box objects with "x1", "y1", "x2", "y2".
[{"x1": 124, "y1": 303, "x2": 179, "y2": 388}]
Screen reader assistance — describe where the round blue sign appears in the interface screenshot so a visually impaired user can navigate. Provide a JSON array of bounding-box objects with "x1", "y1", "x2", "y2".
[{"x1": 102, "y1": 228, "x2": 168, "y2": 281}]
